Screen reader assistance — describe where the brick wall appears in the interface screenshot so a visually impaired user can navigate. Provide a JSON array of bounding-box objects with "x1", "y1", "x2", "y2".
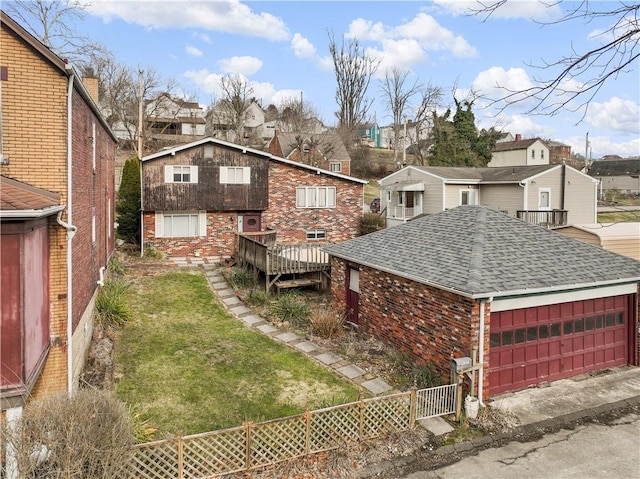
[
  {"x1": 145, "y1": 157, "x2": 364, "y2": 258},
  {"x1": 330, "y1": 258, "x2": 484, "y2": 392},
  {"x1": 1, "y1": 20, "x2": 116, "y2": 399}
]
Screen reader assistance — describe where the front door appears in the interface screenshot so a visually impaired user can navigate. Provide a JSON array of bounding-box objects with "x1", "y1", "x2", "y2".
[
  {"x1": 346, "y1": 267, "x2": 360, "y2": 325},
  {"x1": 239, "y1": 214, "x2": 261, "y2": 233}
]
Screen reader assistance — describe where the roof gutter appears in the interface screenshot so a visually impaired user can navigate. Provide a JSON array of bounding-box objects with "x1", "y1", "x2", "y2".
[{"x1": 0, "y1": 205, "x2": 65, "y2": 219}]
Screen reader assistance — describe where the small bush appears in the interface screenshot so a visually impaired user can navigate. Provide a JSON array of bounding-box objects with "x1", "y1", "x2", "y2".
[
  {"x1": 246, "y1": 288, "x2": 268, "y2": 306},
  {"x1": 3, "y1": 389, "x2": 135, "y2": 478},
  {"x1": 143, "y1": 245, "x2": 163, "y2": 259},
  {"x1": 95, "y1": 279, "x2": 131, "y2": 327},
  {"x1": 128, "y1": 405, "x2": 158, "y2": 443},
  {"x1": 310, "y1": 305, "x2": 345, "y2": 339},
  {"x1": 360, "y1": 213, "x2": 385, "y2": 235},
  {"x1": 108, "y1": 257, "x2": 126, "y2": 277},
  {"x1": 269, "y1": 292, "x2": 311, "y2": 327},
  {"x1": 231, "y1": 267, "x2": 257, "y2": 289},
  {"x1": 412, "y1": 362, "x2": 441, "y2": 388}
]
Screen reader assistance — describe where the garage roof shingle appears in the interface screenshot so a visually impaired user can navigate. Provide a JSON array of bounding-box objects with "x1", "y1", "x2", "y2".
[{"x1": 323, "y1": 206, "x2": 640, "y2": 298}]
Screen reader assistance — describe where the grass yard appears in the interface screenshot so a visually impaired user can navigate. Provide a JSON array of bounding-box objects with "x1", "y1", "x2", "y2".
[
  {"x1": 115, "y1": 269, "x2": 361, "y2": 438},
  {"x1": 597, "y1": 211, "x2": 640, "y2": 223}
]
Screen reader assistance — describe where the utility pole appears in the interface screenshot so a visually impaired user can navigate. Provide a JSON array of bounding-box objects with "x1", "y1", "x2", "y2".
[
  {"x1": 584, "y1": 132, "x2": 589, "y2": 171},
  {"x1": 137, "y1": 70, "x2": 144, "y2": 159}
]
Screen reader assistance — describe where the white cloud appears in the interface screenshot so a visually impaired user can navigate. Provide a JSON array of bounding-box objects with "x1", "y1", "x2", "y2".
[
  {"x1": 586, "y1": 97, "x2": 640, "y2": 134},
  {"x1": 472, "y1": 66, "x2": 534, "y2": 100},
  {"x1": 291, "y1": 33, "x2": 316, "y2": 59},
  {"x1": 87, "y1": 0, "x2": 289, "y2": 41},
  {"x1": 432, "y1": 0, "x2": 562, "y2": 21},
  {"x1": 347, "y1": 13, "x2": 477, "y2": 58},
  {"x1": 192, "y1": 32, "x2": 211, "y2": 43},
  {"x1": 368, "y1": 39, "x2": 427, "y2": 75},
  {"x1": 290, "y1": 33, "x2": 333, "y2": 71},
  {"x1": 185, "y1": 45, "x2": 203, "y2": 57},
  {"x1": 219, "y1": 56, "x2": 263, "y2": 76}
]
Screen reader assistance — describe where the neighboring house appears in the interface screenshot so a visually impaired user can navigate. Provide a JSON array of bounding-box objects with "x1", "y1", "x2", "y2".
[
  {"x1": 323, "y1": 206, "x2": 640, "y2": 400},
  {"x1": 140, "y1": 137, "x2": 366, "y2": 258},
  {"x1": 588, "y1": 159, "x2": 640, "y2": 195},
  {"x1": 356, "y1": 122, "x2": 382, "y2": 148},
  {"x1": 205, "y1": 99, "x2": 268, "y2": 145},
  {"x1": 489, "y1": 135, "x2": 550, "y2": 167},
  {"x1": 379, "y1": 164, "x2": 597, "y2": 228},
  {"x1": 146, "y1": 93, "x2": 206, "y2": 142},
  {"x1": 267, "y1": 130, "x2": 352, "y2": 176},
  {"x1": 556, "y1": 223, "x2": 640, "y2": 261},
  {"x1": 496, "y1": 132, "x2": 515, "y2": 143},
  {"x1": 1, "y1": 11, "x2": 116, "y2": 410},
  {"x1": 545, "y1": 140, "x2": 572, "y2": 165}
]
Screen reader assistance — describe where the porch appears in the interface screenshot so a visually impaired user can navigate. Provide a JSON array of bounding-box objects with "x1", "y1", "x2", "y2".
[
  {"x1": 236, "y1": 231, "x2": 331, "y2": 293},
  {"x1": 516, "y1": 209, "x2": 568, "y2": 229}
]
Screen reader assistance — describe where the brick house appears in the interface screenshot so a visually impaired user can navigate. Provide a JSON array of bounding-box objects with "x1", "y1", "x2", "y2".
[
  {"x1": 0, "y1": 11, "x2": 116, "y2": 411},
  {"x1": 323, "y1": 206, "x2": 639, "y2": 401},
  {"x1": 267, "y1": 130, "x2": 352, "y2": 176},
  {"x1": 141, "y1": 137, "x2": 366, "y2": 259}
]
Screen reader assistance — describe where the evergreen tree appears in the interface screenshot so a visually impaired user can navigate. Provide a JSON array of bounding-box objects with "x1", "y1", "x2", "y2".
[
  {"x1": 429, "y1": 99, "x2": 499, "y2": 167},
  {"x1": 116, "y1": 157, "x2": 141, "y2": 244}
]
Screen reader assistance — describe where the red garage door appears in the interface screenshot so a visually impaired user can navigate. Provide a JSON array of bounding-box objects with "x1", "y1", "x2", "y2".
[{"x1": 489, "y1": 295, "x2": 630, "y2": 395}]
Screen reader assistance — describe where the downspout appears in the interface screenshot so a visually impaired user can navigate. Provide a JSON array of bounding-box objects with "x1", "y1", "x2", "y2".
[
  {"x1": 560, "y1": 162, "x2": 566, "y2": 210},
  {"x1": 64, "y1": 64, "x2": 76, "y2": 395},
  {"x1": 478, "y1": 296, "x2": 492, "y2": 406}
]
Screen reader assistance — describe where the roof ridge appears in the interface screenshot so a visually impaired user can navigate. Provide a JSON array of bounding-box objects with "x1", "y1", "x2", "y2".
[{"x1": 466, "y1": 207, "x2": 487, "y2": 291}]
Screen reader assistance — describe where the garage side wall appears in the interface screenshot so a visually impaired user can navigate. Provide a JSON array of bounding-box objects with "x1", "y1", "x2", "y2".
[{"x1": 330, "y1": 258, "x2": 480, "y2": 383}]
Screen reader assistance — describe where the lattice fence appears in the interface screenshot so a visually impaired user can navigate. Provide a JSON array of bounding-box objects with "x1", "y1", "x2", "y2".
[{"x1": 124, "y1": 386, "x2": 456, "y2": 478}]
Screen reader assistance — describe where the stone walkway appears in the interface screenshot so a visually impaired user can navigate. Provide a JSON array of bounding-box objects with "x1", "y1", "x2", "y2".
[{"x1": 171, "y1": 257, "x2": 394, "y2": 396}]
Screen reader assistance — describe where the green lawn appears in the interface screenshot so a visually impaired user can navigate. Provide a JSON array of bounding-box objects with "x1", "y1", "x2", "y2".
[{"x1": 115, "y1": 270, "x2": 361, "y2": 437}]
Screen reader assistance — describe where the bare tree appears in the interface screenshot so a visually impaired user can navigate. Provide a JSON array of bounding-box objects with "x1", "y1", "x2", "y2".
[
  {"x1": 411, "y1": 83, "x2": 444, "y2": 165},
  {"x1": 379, "y1": 67, "x2": 422, "y2": 162},
  {"x1": 5, "y1": 0, "x2": 108, "y2": 66},
  {"x1": 276, "y1": 96, "x2": 322, "y2": 134},
  {"x1": 328, "y1": 31, "x2": 379, "y2": 143},
  {"x1": 216, "y1": 74, "x2": 254, "y2": 145},
  {"x1": 470, "y1": 0, "x2": 640, "y2": 121}
]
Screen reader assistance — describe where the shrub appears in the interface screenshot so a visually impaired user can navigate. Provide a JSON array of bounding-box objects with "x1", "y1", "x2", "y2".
[
  {"x1": 230, "y1": 267, "x2": 257, "y2": 289},
  {"x1": 2, "y1": 389, "x2": 135, "y2": 478},
  {"x1": 412, "y1": 362, "x2": 441, "y2": 389},
  {"x1": 310, "y1": 305, "x2": 345, "y2": 339},
  {"x1": 246, "y1": 288, "x2": 268, "y2": 306},
  {"x1": 269, "y1": 292, "x2": 311, "y2": 328},
  {"x1": 116, "y1": 157, "x2": 141, "y2": 245},
  {"x1": 360, "y1": 212, "x2": 386, "y2": 235},
  {"x1": 143, "y1": 245, "x2": 163, "y2": 259},
  {"x1": 95, "y1": 279, "x2": 131, "y2": 327}
]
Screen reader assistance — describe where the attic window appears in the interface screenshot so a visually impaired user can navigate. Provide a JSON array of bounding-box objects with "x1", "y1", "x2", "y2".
[
  {"x1": 303, "y1": 144, "x2": 310, "y2": 153},
  {"x1": 165, "y1": 165, "x2": 198, "y2": 183}
]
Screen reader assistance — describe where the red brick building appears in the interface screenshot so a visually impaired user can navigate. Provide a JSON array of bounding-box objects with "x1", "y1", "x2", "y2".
[
  {"x1": 1, "y1": 11, "x2": 116, "y2": 411},
  {"x1": 141, "y1": 137, "x2": 366, "y2": 259},
  {"x1": 324, "y1": 206, "x2": 639, "y2": 401}
]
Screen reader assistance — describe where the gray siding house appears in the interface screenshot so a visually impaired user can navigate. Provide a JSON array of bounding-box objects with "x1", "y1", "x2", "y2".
[{"x1": 378, "y1": 164, "x2": 597, "y2": 228}]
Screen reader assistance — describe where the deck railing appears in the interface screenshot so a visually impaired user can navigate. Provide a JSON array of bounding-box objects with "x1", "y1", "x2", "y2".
[{"x1": 516, "y1": 209, "x2": 567, "y2": 228}]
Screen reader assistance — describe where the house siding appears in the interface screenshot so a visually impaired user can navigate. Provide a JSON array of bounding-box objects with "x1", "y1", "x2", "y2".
[
  {"x1": 479, "y1": 184, "x2": 523, "y2": 215},
  {"x1": 444, "y1": 184, "x2": 478, "y2": 210},
  {"x1": 563, "y1": 168, "x2": 597, "y2": 224},
  {"x1": 330, "y1": 258, "x2": 482, "y2": 387},
  {"x1": 1, "y1": 16, "x2": 116, "y2": 400}
]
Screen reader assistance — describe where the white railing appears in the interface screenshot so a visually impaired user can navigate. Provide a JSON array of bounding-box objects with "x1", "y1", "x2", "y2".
[
  {"x1": 388, "y1": 206, "x2": 422, "y2": 220},
  {"x1": 415, "y1": 383, "x2": 457, "y2": 420}
]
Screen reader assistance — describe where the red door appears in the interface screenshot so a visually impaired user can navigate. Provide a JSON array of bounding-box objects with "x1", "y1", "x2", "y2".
[
  {"x1": 346, "y1": 267, "x2": 360, "y2": 325},
  {"x1": 241, "y1": 214, "x2": 261, "y2": 233},
  {"x1": 489, "y1": 295, "x2": 630, "y2": 395}
]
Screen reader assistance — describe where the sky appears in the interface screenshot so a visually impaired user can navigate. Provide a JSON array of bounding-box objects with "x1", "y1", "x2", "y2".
[{"x1": 49, "y1": 1, "x2": 640, "y2": 158}]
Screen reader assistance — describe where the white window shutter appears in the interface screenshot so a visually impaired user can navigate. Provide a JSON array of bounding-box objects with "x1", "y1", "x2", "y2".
[
  {"x1": 164, "y1": 165, "x2": 173, "y2": 183},
  {"x1": 198, "y1": 211, "x2": 207, "y2": 237},
  {"x1": 328, "y1": 187, "x2": 336, "y2": 207},
  {"x1": 243, "y1": 167, "x2": 251, "y2": 184},
  {"x1": 155, "y1": 212, "x2": 164, "y2": 237},
  {"x1": 220, "y1": 167, "x2": 227, "y2": 184},
  {"x1": 191, "y1": 166, "x2": 199, "y2": 183}
]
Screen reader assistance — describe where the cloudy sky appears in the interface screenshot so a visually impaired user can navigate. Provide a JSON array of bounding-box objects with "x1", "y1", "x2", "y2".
[{"x1": 70, "y1": 1, "x2": 640, "y2": 158}]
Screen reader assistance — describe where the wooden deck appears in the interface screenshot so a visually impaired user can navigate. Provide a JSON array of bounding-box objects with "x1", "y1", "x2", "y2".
[{"x1": 236, "y1": 232, "x2": 331, "y2": 293}]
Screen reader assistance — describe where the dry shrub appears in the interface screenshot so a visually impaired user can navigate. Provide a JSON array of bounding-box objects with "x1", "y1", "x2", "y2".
[
  {"x1": 3, "y1": 389, "x2": 135, "y2": 478},
  {"x1": 310, "y1": 305, "x2": 346, "y2": 339}
]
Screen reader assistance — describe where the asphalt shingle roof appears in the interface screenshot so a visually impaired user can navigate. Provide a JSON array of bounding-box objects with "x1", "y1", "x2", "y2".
[
  {"x1": 323, "y1": 206, "x2": 640, "y2": 298},
  {"x1": 0, "y1": 176, "x2": 60, "y2": 211},
  {"x1": 409, "y1": 164, "x2": 558, "y2": 182}
]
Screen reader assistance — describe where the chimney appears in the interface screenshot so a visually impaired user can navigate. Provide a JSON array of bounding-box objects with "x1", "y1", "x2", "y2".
[
  {"x1": 515, "y1": 133, "x2": 522, "y2": 141},
  {"x1": 83, "y1": 76, "x2": 99, "y2": 104}
]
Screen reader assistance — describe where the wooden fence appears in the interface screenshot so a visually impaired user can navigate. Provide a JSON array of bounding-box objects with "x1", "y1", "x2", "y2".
[{"x1": 124, "y1": 385, "x2": 457, "y2": 478}]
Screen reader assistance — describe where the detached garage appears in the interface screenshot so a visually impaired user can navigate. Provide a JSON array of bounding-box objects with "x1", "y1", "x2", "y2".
[{"x1": 323, "y1": 206, "x2": 639, "y2": 401}]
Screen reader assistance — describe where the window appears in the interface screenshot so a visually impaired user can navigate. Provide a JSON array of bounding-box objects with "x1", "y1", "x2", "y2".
[
  {"x1": 296, "y1": 186, "x2": 336, "y2": 208},
  {"x1": 164, "y1": 165, "x2": 198, "y2": 183},
  {"x1": 541, "y1": 150, "x2": 545, "y2": 160},
  {"x1": 330, "y1": 162, "x2": 342, "y2": 173},
  {"x1": 306, "y1": 229, "x2": 326, "y2": 240},
  {"x1": 155, "y1": 211, "x2": 206, "y2": 238},
  {"x1": 461, "y1": 190, "x2": 478, "y2": 205},
  {"x1": 531, "y1": 149, "x2": 535, "y2": 159},
  {"x1": 538, "y1": 188, "x2": 551, "y2": 210},
  {"x1": 220, "y1": 166, "x2": 250, "y2": 184}
]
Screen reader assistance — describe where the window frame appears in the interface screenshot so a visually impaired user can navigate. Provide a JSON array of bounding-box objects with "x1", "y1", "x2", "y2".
[
  {"x1": 330, "y1": 162, "x2": 342, "y2": 173},
  {"x1": 306, "y1": 229, "x2": 327, "y2": 240},
  {"x1": 155, "y1": 211, "x2": 207, "y2": 238},
  {"x1": 460, "y1": 189, "x2": 478, "y2": 206},
  {"x1": 164, "y1": 165, "x2": 198, "y2": 184},
  {"x1": 220, "y1": 166, "x2": 251, "y2": 184},
  {"x1": 295, "y1": 186, "x2": 337, "y2": 209}
]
